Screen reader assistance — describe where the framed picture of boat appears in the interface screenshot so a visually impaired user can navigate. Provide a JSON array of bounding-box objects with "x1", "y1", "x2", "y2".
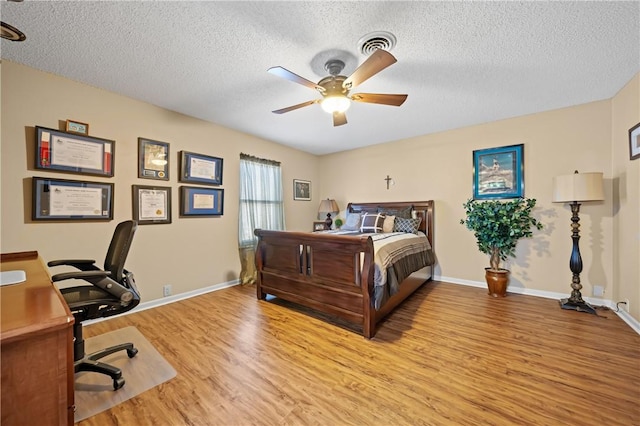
[{"x1": 472, "y1": 144, "x2": 524, "y2": 200}]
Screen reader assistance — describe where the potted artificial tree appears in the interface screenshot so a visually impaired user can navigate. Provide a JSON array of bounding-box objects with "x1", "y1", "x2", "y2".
[{"x1": 460, "y1": 198, "x2": 543, "y2": 297}]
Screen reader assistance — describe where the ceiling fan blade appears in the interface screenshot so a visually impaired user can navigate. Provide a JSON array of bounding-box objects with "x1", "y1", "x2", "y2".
[
  {"x1": 268, "y1": 66, "x2": 324, "y2": 93},
  {"x1": 342, "y1": 49, "x2": 397, "y2": 90},
  {"x1": 333, "y1": 111, "x2": 347, "y2": 127},
  {"x1": 350, "y1": 93, "x2": 408, "y2": 107},
  {"x1": 272, "y1": 100, "x2": 319, "y2": 114}
]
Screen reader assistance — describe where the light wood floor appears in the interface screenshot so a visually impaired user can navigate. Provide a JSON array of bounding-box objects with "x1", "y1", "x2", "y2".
[{"x1": 78, "y1": 281, "x2": 640, "y2": 426}]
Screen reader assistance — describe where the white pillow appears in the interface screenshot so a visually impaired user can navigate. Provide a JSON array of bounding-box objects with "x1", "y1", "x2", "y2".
[{"x1": 341, "y1": 213, "x2": 362, "y2": 231}]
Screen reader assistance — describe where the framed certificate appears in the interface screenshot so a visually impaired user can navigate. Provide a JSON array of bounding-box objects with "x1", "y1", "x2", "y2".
[
  {"x1": 180, "y1": 186, "x2": 224, "y2": 217},
  {"x1": 35, "y1": 126, "x2": 115, "y2": 177},
  {"x1": 32, "y1": 176, "x2": 114, "y2": 221},
  {"x1": 132, "y1": 185, "x2": 171, "y2": 225},
  {"x1": 138, "y1": 138, "x2": 170, "y2": 180},
  {"x1": 179, "y1": 151, "x2": 223, "y2": 185}
]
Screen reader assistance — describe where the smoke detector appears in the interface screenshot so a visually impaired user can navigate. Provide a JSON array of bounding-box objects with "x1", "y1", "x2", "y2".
[{"x1": 357, "y1": 31, "x2": 397, "y2": 55}]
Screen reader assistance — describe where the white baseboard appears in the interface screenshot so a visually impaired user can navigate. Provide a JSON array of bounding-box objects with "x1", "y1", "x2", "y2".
[
  {"x1": 435, "y1": 275, "x2": 640, "y2": 335},
  {"x1": 89, "y1": 275, "x2": 640, "y2": 336},
  {"x1": 85, "y1": 279, "x2": 240, "y2": 325}
]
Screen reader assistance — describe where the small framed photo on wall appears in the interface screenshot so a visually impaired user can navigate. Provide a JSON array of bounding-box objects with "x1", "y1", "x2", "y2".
[
  {"x1": 629, "y1": 122, "x2": 640, "y2": 160},
  {"x1": 65, "y1": 119, "x2": 89, "y2": 136},
  {"x1": 293, "y1": 179, "x2": 311, "y2": 201}
]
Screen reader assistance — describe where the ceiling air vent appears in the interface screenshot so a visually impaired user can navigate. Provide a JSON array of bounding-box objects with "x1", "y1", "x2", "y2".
[{"x1": 357, "y1": 31, "x2": 396, "y2": 55}]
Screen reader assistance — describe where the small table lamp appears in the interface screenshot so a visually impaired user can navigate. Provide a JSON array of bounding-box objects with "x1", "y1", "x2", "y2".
[
  {"x1": 552, "y1": 170, "x2": 604, "y2": 315},
  {"x1": 318, "y1": 199, "x2": 339, "y2": 230}
]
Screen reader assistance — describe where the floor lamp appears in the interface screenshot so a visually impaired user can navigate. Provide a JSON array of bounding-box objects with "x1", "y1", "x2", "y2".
[{"x1": 552, "y1": 170, "x2": 604, "y2": 315}]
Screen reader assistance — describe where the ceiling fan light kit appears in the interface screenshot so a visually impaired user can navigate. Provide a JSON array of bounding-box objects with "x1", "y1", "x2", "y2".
[
  {"x1": 268, "y1": 47, "x2": 407, "y2": 127},
  {"x1": 321, "y1": 96, "x2": 351, "y2": 114}
]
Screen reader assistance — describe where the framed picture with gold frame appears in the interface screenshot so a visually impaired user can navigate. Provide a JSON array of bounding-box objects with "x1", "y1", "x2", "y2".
[{"x1": 65, "y1": 119, "x2": 89, "y2": 135}]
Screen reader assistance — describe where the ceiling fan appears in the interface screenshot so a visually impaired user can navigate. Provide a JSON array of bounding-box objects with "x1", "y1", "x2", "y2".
[{"x1": 268, "y1": 49, "x2": 407, "y2": 127}]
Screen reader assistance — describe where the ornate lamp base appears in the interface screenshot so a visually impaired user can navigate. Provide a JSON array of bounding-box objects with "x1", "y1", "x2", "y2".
[{"x1": 559, "y1": 298, "x2": 597, "y2": 315}]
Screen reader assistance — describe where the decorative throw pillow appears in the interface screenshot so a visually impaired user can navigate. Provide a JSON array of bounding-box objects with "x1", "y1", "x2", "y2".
[
  {"x1": 394, "y1": 217, "x2": 422, "y2": 234},
  {"x1": 377, "y1": 205, "x2": 412, "y2": 219},
  {"x1": 360, "y1": 212, "x2": 386, "y2": 233},
  {"x1": 382, "y1": 215, "x2": 396, "y2": 233},
  {"x1": 341, "y1": 213, "x2": 362, "y2": 231}
]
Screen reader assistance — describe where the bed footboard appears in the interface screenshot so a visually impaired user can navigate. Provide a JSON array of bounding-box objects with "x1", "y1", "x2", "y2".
[{"x1": 254, "y1": 230, "x2": 379, "y2": 337}]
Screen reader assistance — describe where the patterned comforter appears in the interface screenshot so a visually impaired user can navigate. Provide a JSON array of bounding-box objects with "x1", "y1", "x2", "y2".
[{"x1": 322, "y1": 230, "x2": 435, "y2": 309}]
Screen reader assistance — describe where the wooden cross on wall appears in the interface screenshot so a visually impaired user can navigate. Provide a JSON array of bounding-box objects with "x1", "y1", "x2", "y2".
[{"x1": 385, "y1": 175, "x2": 393, "y2": 190}]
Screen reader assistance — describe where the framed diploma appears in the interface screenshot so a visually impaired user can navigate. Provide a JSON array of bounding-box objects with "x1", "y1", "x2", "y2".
[
  {"x1": 179, "y1": 151, "x2": 223, "y2": 185},
  {"x1": 132, "y1": 185, "x2": 171, "y2": 225},
  {"x1": 35, "y1": 126, "x2": 115, "y2": 177},
  {"x1": 32, "y1": 176, "x2": 114, "y2": 221},
  {"x1": 138, "y1": 138, "x2": 170, "y2": 180},
  {"x1": 180, "y1": 186, "x2": 224, "y2": 217}
]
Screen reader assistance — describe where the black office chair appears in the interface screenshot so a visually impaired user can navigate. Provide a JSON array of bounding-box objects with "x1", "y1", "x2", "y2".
[{"x1": 48, "y1": 220, "x2": 141, "y2": 390}]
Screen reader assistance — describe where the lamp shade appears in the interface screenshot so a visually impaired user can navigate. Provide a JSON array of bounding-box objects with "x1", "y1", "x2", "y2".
[
  {"x1": 318, "y1": 199, "x2": 339, "y2": 218},
  {"x1": 552, "y1": 171, "x2": 604, "y2": 203}
]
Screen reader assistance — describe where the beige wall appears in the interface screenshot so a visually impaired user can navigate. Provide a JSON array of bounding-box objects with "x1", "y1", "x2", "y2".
[
  {"x1": 1, "y1": 61, "x2": 319, "y2": 300},
  {"x1": 611, "y1": 74, "x2": 640, "y2": 319},
  {"x1": 2, "y1": 61, "x2": 637, "y2": 324},
  {"x1": 319, "y1": 98, "x2": 617, "y2": 298}
]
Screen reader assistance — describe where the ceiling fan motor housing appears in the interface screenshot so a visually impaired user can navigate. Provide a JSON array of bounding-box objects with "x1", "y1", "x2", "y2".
[{"x1": 319, "y1": 75, "x2": 349, "y2": 97}]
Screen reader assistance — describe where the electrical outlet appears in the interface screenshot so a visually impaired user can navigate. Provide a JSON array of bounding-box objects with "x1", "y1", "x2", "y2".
[
  {"x1": 593, "y1": 285, "x2": 604, "y2": 297},
  {"x1": 163, "y1": 284, "x2": 172, "y2": 297}
]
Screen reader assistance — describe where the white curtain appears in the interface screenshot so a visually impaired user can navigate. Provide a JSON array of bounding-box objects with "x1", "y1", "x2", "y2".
[{"x1": 238, "y1": 154, "x2": 285, "y2": 284}]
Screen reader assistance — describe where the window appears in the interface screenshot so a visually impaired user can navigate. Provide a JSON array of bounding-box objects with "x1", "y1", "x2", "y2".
[{"x1": 238, "y1": 154, "x2": 285, "y2": 248}]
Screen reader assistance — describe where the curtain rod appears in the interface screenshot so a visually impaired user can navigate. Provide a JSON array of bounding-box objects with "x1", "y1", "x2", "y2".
[{"x1": 240, "y1": 153, "x2": 281, "y2": 166}]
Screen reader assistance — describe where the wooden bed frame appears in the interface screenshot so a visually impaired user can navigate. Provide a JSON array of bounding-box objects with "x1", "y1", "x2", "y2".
[{"x1": 254, "y1": 201, "x2": 434, "y2": 338}]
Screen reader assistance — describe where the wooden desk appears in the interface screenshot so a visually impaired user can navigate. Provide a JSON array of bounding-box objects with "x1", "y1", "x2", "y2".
[{"x1": 1, "y1": 251, "x2": 74, "y2": 426}]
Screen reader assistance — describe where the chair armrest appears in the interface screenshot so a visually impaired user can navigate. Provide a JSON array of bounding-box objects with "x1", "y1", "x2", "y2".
[
  {"x1": 51, "y1": 270, "x2": 110, "y2": 283},
  {"x1": 48, "y1": 259, "x2": 96, "y2": 267}
]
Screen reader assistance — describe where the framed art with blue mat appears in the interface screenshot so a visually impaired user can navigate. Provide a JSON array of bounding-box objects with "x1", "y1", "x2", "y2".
[
  {"x1": 472, "y1": 144, "x2": 524, "y2": 200},
  {"x1": 179, "y1": 186, "x2": 224, "y2": 217}
]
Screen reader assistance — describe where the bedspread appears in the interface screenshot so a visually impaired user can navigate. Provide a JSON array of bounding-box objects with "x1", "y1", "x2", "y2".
[{"x1": 321, "y1": 230, "x2": 434, "y2": 309}]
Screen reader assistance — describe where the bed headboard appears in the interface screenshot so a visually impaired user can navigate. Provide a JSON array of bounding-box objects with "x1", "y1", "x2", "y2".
[{"x1": 346, "y1": 201, "x2": 434, "y2": 248}]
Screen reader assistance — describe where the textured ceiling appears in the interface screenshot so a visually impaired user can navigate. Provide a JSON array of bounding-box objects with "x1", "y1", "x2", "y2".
[{"x1": 1, "y1": 1, "x2": 639, "y2": 155}]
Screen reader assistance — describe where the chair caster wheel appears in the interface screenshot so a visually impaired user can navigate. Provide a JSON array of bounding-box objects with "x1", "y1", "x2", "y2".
[
  {"x1": 127, "y1": 348, "x2": 138, "y2": 358},
  {"x1": 113, "y1": 378, "x2": 125, "y2": 390}
]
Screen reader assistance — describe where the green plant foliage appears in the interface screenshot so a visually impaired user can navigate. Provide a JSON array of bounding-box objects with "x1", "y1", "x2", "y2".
[
  {"x1": 334, "y1": 218, "x2": 344, "y2": 228},
  {"x1": 460, "y1": 198, "x2": 543, "y2": 271}
]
